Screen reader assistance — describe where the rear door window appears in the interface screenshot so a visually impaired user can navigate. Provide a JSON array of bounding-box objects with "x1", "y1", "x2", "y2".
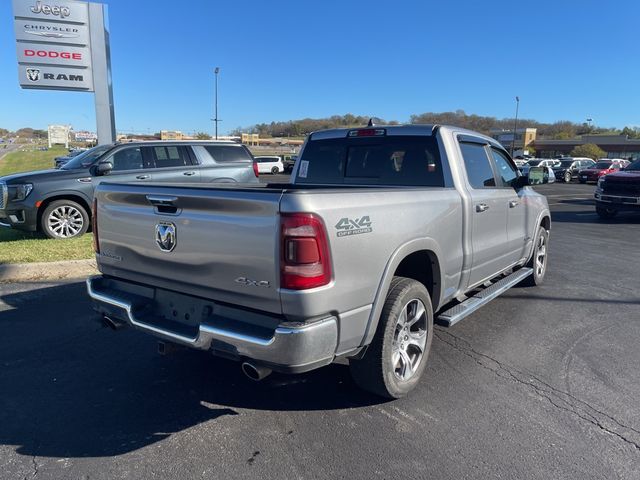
[
  {"x1": 151, "y1": 146, "x2": 192, "y2": 168},
  {"x1": 204, "y1": 145, "x2": 252, "y2": 163}
]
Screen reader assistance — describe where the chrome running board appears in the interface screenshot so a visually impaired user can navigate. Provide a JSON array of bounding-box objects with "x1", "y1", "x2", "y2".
[{"x1": 437, "y1": 268, "x2": 533, "y2": 327}]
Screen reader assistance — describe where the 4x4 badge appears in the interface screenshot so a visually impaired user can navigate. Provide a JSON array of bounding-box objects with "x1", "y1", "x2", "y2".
[{"x1": 335, "y1": 216, "x2": 372, "y2": 237}]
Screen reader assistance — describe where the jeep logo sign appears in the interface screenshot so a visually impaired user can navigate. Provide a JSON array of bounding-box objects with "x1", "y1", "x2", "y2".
[
  {"x1": 30, "y1": 1, "x2": 70, "y2": 18},
  {"x1": 13, "y1": 0, "x2": 88, "y2": 24}
]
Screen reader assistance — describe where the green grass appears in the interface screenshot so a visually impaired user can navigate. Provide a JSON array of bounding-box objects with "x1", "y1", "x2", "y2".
[
  {"x1": 0, "y1": 145, "x2": 95, "y2": 264},
  {"x1": 0, "y1": 145, "x2": 67, "y2": 176},
  {"x1": 0, "y1": 228, "x2": 94, "y2": 264}
]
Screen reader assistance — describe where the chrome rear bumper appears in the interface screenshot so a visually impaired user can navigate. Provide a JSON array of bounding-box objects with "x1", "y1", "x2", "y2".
[{"x1": 87, "y1": 275, "x2": 338, "y2": 373}]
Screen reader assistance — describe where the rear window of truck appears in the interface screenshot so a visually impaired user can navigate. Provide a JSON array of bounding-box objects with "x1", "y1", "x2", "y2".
[{"x1": 297, "y1": 136, "x2": 444, "y2": 186}]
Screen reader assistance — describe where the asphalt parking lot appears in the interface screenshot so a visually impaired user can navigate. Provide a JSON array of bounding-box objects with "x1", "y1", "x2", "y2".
[{"x1": 0, "y1": 181, "x2": 638, "y2": 480}]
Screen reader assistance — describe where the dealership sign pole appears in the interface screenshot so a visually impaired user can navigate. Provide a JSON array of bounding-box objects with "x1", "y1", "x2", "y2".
[{"x1": 12, "y1": 0, "x2": 116, "y2": 144}]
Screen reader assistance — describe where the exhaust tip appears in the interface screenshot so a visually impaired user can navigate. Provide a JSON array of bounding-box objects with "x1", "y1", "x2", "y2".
[
  {"x1": 102, "y1": 315, "x2": 121, "y2": 330},
  {"x1": 241, "y1": 362, "x2": 272, "y2": 381}
]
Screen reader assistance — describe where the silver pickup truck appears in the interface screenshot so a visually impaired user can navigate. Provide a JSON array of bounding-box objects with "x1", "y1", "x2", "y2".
[{"x1": 87, "y1": 124, "x2": 551, "y2": 398}]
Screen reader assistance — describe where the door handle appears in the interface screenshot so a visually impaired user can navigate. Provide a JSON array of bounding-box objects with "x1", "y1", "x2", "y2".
[
  {"x1": 136, "y1": 175, "x2": 150, "y2": 180},
  {"x1": 146, "y1": 195, "x2": 178, "y2": 206},
  {"x1": 509, "y1": 200, "x2": 519, "y2": 208},
  {"x1": 476, "y1": 203, "x2": 489, "y2": 213},
  {"x1": 183, "y1": 171, "x2": 196, "y2": 176}
]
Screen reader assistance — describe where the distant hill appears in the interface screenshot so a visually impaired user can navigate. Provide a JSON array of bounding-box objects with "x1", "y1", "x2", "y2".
[{"x1": 231, "y1": 111, "x2": 636, "y2": 140}]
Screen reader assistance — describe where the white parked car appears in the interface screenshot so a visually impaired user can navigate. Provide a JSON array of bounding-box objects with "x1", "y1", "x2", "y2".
[
  {"x1": 254, "y1": 156, "x2": 284, "y2": 174},
  {"x1": 520, "y1": 158, "x2": 560, "y2": 176}
]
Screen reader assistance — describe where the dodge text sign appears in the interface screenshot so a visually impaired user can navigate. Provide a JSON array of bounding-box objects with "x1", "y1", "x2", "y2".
[{"x1": 16, "y1": 43, "x2": 91, "y2": 67}]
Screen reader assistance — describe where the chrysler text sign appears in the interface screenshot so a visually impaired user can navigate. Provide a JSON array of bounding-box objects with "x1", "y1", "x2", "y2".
[
  {"x1": 14, "y1": 19, "x2": 91, "y2": 46},
  {"x1": 12, "y1": 0, "x2": 94, "y2": 92},
  {"x1": 16, "y1": 43, "x2": 91, "y2": 67}
]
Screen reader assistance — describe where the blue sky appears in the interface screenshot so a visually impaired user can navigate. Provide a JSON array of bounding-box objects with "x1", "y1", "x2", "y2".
[{"x1": 2, "y1": 0, "x2": 639, "y2": 134}]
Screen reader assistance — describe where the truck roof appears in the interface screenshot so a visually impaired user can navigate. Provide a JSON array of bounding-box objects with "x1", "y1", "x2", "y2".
[{"x1": 309, "y1": 124, "x2": 503, "y2": 149}]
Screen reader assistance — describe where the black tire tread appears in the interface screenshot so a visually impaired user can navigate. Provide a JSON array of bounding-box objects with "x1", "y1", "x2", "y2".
[{"x1": 350, "y1": 277, "x2": 432, "y2": 398}]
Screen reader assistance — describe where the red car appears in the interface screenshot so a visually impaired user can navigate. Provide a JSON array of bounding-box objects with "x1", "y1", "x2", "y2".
[{"x1": 579, "y1": 159, "x2": 629, "y2": 184}]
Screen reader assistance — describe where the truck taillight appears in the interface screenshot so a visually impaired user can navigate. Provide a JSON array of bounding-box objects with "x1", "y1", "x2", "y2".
[
  {"x1": 280, "y1": 213, "x2": 332, "y2": 290},
  {"x1": 252, "y1": 161, "x2": 259, "y2": 178},
  {"x1": 92, "y1": 198, "x2": 100, "y2": 254}
]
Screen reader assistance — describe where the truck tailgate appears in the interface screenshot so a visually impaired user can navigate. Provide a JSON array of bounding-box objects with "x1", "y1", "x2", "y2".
[{"x1": 95, "y1": 183, "x2": 284, "y2": 314}]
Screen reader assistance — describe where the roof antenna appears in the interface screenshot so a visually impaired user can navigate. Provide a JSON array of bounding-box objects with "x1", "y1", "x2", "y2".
[{"x1": 367, "y1": 118, "x2": 375, "y2": 127}]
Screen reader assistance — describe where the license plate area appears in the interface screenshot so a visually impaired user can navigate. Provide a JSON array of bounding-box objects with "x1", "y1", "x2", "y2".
[{"x1": 152, "y1": 289, "x2": 213, "y2": 327}]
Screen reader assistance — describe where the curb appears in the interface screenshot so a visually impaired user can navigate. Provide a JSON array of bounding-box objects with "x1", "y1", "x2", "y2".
[{"x1": 0, "y1": 259, "x2": 98, "y2": 283}]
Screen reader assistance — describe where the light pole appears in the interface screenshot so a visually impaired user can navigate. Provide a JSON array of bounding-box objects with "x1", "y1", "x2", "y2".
[
  {"x1": 586, "y1": 117, "x2": 593, "y2": 131},
  {"x1": 510, "y1": 96, "x2": 520, "y2": 157},
  {"x1": 213, "y1": 67, "x2": 220, "y2": 140}
]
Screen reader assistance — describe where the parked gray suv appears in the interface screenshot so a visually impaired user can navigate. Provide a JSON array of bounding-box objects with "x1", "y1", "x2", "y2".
[{"x1": 0, "y1": 141, "x2": 258, "y2": 239}]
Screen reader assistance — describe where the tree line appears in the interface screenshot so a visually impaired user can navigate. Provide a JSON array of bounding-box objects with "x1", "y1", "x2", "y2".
[{"x1": 231, "y1": 111, "x2": 640, "y2": 140}]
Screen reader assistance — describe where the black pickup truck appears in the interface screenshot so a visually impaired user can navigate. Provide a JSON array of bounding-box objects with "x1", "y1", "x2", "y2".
[{"x1": 594, "y1": 159, "x2": 640, "y2": 218}]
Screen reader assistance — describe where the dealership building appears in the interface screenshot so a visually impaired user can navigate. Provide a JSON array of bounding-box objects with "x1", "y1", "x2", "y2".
[
  {"x1": 532, "y1": 134, "x2": 640, "y2": 160},
  {"x1": 491, "y1": 128, "x2": 640, "y2": 160}
]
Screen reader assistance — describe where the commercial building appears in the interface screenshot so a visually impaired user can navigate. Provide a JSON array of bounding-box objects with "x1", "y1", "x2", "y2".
[
  {"x1": 533, "y1": 134, "x2": 640, "y2": 160},
  {"x1": 490, "y1": 128, "x2": 537, "y2": 155}
]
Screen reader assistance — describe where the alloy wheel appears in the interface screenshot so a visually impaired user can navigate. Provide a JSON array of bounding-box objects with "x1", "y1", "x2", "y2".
[
  {"x1": 391, "y1": 299, "x2": 428, "y2": 381},
  {"x1": 47, "y1": 205, "x2": 84, "y2": 238}
]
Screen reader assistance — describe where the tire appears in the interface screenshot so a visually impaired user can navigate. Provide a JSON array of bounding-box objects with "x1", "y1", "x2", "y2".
[
  {"x1": 519, "y1": 227, "x2": 549, "y2": 287},
  {"x1": 271, "y1": 166, "x2": 279, "y2": 174},
  {"x1": 40, "y1": 199, "x2": 89, "y2": 239},
  {"x1": 564, "y1": 171, "x2": 572, "y2": 183},
  {"x1": 596, "y1": 203, "x2": 618, "y2": 219},
  {"x1": 579, "y1": 179, "x2": 586, "y2": 184},
  {"x1": 350, "y1": 277, "x2": 433, "y2": 399}
]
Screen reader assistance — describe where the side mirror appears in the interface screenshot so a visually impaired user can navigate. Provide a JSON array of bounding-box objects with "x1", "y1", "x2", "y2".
[
  {"x1": 527, "y1": 166, "x2": 549, "y2": 185},
  {"x1": 95, "y1": 161, "x2": 113, "y2": 176}
]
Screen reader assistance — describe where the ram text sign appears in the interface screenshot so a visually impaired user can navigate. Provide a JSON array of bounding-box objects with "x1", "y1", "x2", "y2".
[{"x1": 13, "y1": 0, "x2": 94, "y2": 92}]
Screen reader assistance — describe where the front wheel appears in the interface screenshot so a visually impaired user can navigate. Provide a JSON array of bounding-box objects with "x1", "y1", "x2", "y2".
[
  {"x1": 350, "y1": 277, "x2": 433, "y2": 399},
  {"x1": 564, "y1": 171, "x2": 572, "y2": 183},
  {"x1": 596, "y1": 204, "x2": 618, "y2": 219},
  {"x1": 519, "y1": 227, "x2": 549, "y2": 287},
  {"x1": 40, "y1": 200, "x2": 89, "y2": 239},
  {"x1": 579, "y1": 179, "x2": 586, "y2": 184},
  {"x1": 271, "y1": 166, "x2": 279, "y2": 174}
]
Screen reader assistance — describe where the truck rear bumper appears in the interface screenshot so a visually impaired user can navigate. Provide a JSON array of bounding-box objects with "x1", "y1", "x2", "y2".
[{"x1": 86, "y1": 275, "x2": 338, "y2": 373}]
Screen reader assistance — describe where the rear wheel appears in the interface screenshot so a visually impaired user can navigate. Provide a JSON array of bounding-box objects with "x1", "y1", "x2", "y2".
[
  {"x1": 564, "y1": 171, "x2": 572, "y2": 183},
  {"x1": 596, "y1": 204, "x2": 618, "y2": 219},
  {"x1": 40, "y1": 200, "x2": 89, "y2": 239},
  {"x1": 520, "y1": 227, "x2": 548, "y2": 287},
  {"x1": 271, "y1": 166, "x2": 279, "y2": 174},
  {"x1": 350, "y1": 277, "x2": 433, "y2": 399}
]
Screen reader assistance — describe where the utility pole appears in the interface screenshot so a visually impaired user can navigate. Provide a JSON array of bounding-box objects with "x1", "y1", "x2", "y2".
[
  {"x1": 511, "y1": 96, "x2": 520, "y2": 157},
  {"x1": 213, "y1": 67, "x2": 220, "y2": 140}
]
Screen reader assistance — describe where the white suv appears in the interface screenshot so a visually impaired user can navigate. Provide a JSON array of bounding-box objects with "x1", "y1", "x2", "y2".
[{"x1": 254, "y1": 156, "x2": 284, "y2": 174}]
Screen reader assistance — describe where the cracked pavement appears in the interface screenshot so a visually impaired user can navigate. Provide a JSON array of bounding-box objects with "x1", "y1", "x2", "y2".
[{"x1": 0, "y1": 183, "x2": 639, "y2": 479}]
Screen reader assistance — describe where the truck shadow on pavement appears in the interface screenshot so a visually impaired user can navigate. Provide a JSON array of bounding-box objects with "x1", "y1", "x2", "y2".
[{"x1": 0, "y1": 282, "x2": 384, "y2": 459}]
